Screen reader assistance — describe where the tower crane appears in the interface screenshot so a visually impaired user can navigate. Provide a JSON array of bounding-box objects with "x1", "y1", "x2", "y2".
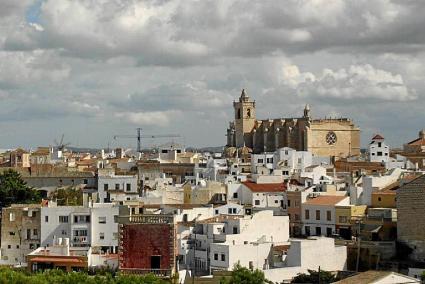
[{"x1": 113, "y1": 128, "x2": 181, "y2": 153}]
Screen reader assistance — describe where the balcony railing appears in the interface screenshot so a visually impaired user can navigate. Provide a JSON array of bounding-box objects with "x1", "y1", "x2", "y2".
[
  {"x1": 120, "y1": 268, "x2": 172, "y2": 277},
  {"x1": 118, "y1": 214, "x2": 174, "y2": 224}
]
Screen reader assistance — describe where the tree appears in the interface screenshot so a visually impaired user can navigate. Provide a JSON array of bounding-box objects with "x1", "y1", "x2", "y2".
[
  {"x1": 49, "y1": 186, "x2": 83, "y2": 206},
  {"x1": 0, "y1": 169, "x2": 41, "y2": 207},
  {"x1": 291, "y1": 269, "x2": 336, "y2": 283},
  {"x1": 220, "y1": 264, "x2": 272, "y2": 284}
]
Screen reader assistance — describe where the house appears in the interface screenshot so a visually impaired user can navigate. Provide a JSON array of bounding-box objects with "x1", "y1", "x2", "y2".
[
  {"x1": 0, "y1": 204, "x2": 41, "y2": 265},
  {"x1": 97, "y1": 170, "x2": 139, "y2": 203},
  {"x1": 369, "y1": 134, "x2": 390, "y2": 163},
  {"x1": 27, "y1": 237, "x2": 88, "y2": 272},
  {"x1": 263, "y1": 237, "x2": 347, "y2": 283},
  {"x1": 335, "y1": 205, "x2": 367, "y2": 239},
  {"x1": 404, "y1": 130, "x2": 425, "y2": 153},
  {"x1": 397, "y1": 174, "x2": 425, "y2": 262},
  {"x1": 333, "y1": 270, "x2": 420, "y2": 284},
  {"x1": 286, "y1": 185, "x2": 313, "y2": 236},
  {"x1": 10, "y1": 148, "x2": 30, "y2": 168},
  {"x1": 185, "y1": 210, "x2": 290, "y2": 274},
  {"x1": 240, "y1": 181, "x2": 287, "y2": 210},
  {"x1": 301, "y1": 195, "x2": 349, "y2": 236}
]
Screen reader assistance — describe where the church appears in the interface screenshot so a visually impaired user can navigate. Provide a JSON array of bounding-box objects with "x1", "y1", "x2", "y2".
[{"x1": 226, "y1": 89, "x2": 360, "y2": 157}]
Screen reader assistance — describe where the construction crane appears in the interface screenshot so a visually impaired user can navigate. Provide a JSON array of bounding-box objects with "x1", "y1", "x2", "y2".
[{"x1": 113, "y1": 128, "x2": 181, "y2": 153}]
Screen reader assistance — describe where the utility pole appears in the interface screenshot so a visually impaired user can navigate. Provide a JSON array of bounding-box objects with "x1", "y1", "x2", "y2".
[{"x1": 355, "y1": 220, "x2": 361, "y2": 272}]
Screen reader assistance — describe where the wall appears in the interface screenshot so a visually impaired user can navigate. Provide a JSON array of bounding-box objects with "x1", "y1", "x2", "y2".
[{"x1": 119, "y1": 223, "x2": 174, "y2": 272}]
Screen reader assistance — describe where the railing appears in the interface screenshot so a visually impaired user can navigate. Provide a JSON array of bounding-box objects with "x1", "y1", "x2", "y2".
[
  {"x1": 120, "y1": 268, "x2": 172, "y2": 277},
  {"x1": 118, "y1": 214, "x2": 174, "y2": 224},
  {"x1": 73, "y1": 236, "x2": 89, "y2": 243}
]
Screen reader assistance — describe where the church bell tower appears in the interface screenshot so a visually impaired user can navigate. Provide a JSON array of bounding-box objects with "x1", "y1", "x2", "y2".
[{"x1": 233, "y1": 89, "x2": 256, "y2": 147}]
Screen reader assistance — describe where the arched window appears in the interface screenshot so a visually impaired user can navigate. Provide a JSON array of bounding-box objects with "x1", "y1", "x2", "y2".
[
  {"x1": 237, "y1": 108, "x2": 241, "y2": 119},
  {"x1": 247, "y1": 108, "x2": 251, "y2": 118}
]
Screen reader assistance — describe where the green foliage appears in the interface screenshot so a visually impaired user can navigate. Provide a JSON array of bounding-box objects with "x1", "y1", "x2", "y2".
[
  {"x1": 49, "y1": 186, "x2": 83, "y2": 206},
  {"x1": 0, "y1": 268, "x2": 169, "y2": 284},
  {"x1": 220, "y1": 263, "x2": 271, "y2": 284},
  {"x1": 421, "y1": 270, "x2": 425, "y2": 281},
  {"x1": 0, "y1": 169, "x2": 41, "y2": 207},
  {"x1": 291, "y1": 269, "x2": 336, "y2": 283}
]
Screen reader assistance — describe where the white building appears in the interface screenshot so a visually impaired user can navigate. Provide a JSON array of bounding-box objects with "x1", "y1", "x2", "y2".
[
  {"x1": 301, "y1": 195, "x2": 349, "y2": 236},
  {"x1": 273, "y1": 147, "x2": 313, "y2": 176},
  {"x1": 97, "y1": 171, "x2": 139, "y2": 203},
  {"x1": 264, "y1": 237, "x2": 347, "y2": 283},
  {"x1": 40, "y1": 202, "x2": 119, "y2": 252},
  {"x1": 186, "y1": 210, "x2": 290, "y2": 274},
  {"x1": 369, "y1": 134, "x2": 390, "y2": 163}
]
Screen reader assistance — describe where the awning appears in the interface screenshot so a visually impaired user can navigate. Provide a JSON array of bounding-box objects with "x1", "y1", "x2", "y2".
[{"x1": 29, "y1": 257, "x2": 86, "y2": 264}]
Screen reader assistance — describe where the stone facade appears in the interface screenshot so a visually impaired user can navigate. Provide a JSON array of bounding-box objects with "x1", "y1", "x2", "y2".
[
  {"x1": 397, "y1": 175, "x2": 425, "y2": 262},
  {"x1": 226, "y1": 89, "x2": 360, "y2": 157}
]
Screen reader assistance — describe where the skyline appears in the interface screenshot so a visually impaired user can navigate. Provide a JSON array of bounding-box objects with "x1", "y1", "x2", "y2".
[{"x1": 1, "y1": 1, "x2": 425, "y2": 149}]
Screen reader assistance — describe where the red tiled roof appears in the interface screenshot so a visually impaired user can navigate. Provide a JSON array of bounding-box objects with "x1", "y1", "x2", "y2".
[
  {"x1": 242, "y1": 181, "x2": 286, "y2": 193},
  {"x1": 304, "y1": 195, "x2": 347, "y2": 205},
  {"x1": 372, "y1": 134, "x2": 384, "y2": 140},
  {"x1": 407, "y1": 137, "x2": 425, "y2": 146}
]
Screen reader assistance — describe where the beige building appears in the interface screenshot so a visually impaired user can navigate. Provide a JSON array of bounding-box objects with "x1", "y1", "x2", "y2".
[
  {"x1": 226, "y1": 89, "x2": 360, "y2": 157},
  {"x1": 397, "y1": 174, "x2": 425, "y2": 262},
  {"x1": 1, "y1": 204, "x2": 41, "y2": 265}
]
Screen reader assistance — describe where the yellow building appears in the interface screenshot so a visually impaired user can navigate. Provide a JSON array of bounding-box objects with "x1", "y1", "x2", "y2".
[
  {"x1": 183, "y1": 181, "x2": 226, "y2": 204},
  {"x1": 335, "y1": 205, "x2": 367, "y2": 239},
  {"x1": 226, "y1": 89, "x2": 360, "y2": 157}
]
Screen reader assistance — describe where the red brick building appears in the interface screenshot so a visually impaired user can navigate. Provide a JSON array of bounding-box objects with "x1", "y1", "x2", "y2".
[{"x1": 118, "y1": 214, "x2": 176, "y2": 277}]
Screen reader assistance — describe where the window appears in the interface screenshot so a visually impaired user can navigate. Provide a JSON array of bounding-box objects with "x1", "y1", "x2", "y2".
[
  {"x1": 297, "y1": 158, "x2": 302, "y2": 164},
  {"x1": 115, "y1": 183, "x2": 120, "y2": 190},
  {"x1": 83, "y1": 179, "x2": 88, "y2": 184},
  {"x1": 33, "y1": 229, "x2": 38, "y2": 236},
  {"x1": 27, "y1": 229, "x2": 31, "y2": 239},
  {"x1": 266, "y1": 158, "x2": 273, "y2": 163},
  {"x1": 378, "y1": 197, "x2": 382, "y2": 202},
  {"x1": 215, "y1": 210, "x2": 219, "y2": 214},
  {"x1": 9, "y1": 231, "x2": 15, "y2": 236},
  {"x1": 126, "y1": 183, "x2": 131, "y2": 192},
  {"x1": 377, "y1": 151, "x2": 383, "y2": 156},
  {"x1": 316, "y1": 210, "x2": 320, "y2": 220},
  {"x1": 7, "y1": 245, "x2": 11, "y2": 249},
  {"x1": 59, "y1": 216, "x2": 69, "y2": 223},
  {"x1": 98, "y1": 217, "x2": 106, "y2": 224},
  {"x1": 9, "y1": 212, "x2": 15, "y2": 222},
  {"x1": 339, "y1": 216, "x2": 348, "y2": 223},
  {"x1": 326, "y1": 211, "x2": 331, "y2": 221},
  {"x1": 228, "y1": 208, "x2": 232, "y2": 214},
  {"x1": 29, "y1": 244, "x2": 34, "y2": 249},
  {"x1": 221, "y1": 254, "x2": 225, "y2": 261},
  {"x1": 232, "y1": 208, "x2": 237, "y2": 214},
  {"x1": 214, "y1": 253, "x2": 218, "y2": 261},
  {"x1": 295, "y1": 214, "x2": 300, "y2": 221},
  {"x1": 257, "y1": 158, "x2": 264, "y2": 164},
  {"x1": 104, "y1": 184, "x2": 109, "y2": 191},
  {"x1": 45, "y1": 216, "x2": 48, "y2": 222},
  {"x1": 287, "y1": 199, "x2": 291, "y2": 207},
  {"x1": 61, "y1": 230, "x2": 67, "y2": 235},
  {"x1": 233, "y1": 227, "x2": 238, "y2": 234},
  {"x1": 326, "y1": 227, "x2": 332, "y2": 236},
  {"x1": 16, "y1": 245, "x2": 19, "y2": 249},
  {"x1": 305, "y1": 210, "x2": 310, "y2": 220},
  {"x1": 254, "y1": 200, "x2": 260, "y2": 206},
  {"x1": 99, "y1": 232, "x2": 105, "y2": 240},
  {"x1": 233, "y1": 192, "x2": 238, "y2": 199},
  {"x1": 378, "y1": 142, "x2": 382, "y2": 147}
]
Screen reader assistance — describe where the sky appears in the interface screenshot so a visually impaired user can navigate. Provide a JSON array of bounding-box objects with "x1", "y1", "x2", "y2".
[{"x1": 0, "y1": 0, "x2": 424, "y2": 150}]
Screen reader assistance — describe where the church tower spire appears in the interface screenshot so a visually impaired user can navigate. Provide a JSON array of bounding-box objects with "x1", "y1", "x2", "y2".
[{"x1": 233, "y1": 89, "x2": 256, "y2": 148}]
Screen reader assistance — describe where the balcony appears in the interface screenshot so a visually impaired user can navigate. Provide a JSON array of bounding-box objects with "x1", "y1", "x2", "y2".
[{"x1": 73, "y1": 236, "x2": 89, "y2": 244}]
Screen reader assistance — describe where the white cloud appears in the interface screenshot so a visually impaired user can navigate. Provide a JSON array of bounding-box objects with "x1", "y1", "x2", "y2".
[
  {"x1": 280, "y1": 64, "x2": 416, "y2": 101},
  {"x1": 114, "y1": 110, "x2": 180, "y2": 127}
]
